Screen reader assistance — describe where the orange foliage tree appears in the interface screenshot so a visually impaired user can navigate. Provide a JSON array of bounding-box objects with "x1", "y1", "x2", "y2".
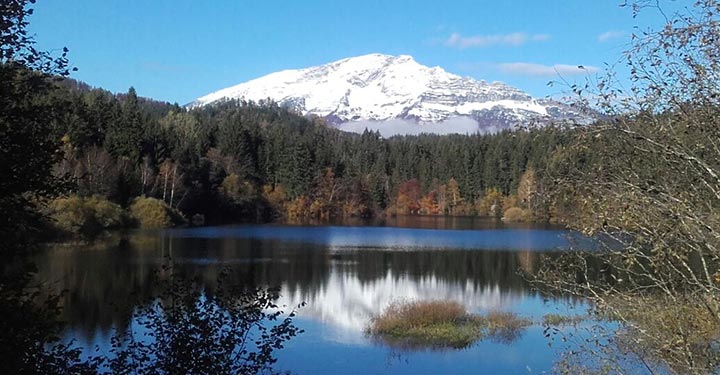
[
  {"x1": 395, "y1": 179, "x2": 422, "y2": 215},
  {"x1": 419, "y1": 190, "x2": 440, "y2": 215}
]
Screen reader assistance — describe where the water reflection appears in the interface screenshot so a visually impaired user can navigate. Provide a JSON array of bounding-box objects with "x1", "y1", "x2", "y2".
[
  {"x1": 281, "y1": 271, "x2": 522, "y2": 335},
  {"x1": 32, "y1": 220, "x2": 587, "y2": 373},
  {"x1": 166, "y1": 225, "x2": 573, "y2": 251},
  {"x1": 282, "y1": 215, "x2": 560, "y2": 230}
]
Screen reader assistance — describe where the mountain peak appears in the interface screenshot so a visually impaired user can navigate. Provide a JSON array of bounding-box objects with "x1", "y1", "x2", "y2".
[
  {"x1": 339, "y1": 53, "x2": 415, "y2": 63},
  {"x1": 191, "y1": 54, "x2": 593, "y2": 135}
]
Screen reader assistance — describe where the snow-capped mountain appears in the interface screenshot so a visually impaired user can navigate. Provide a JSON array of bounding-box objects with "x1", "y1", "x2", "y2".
[{"x1": 191, "y1": 53, "x2": 593, "y2": 135}]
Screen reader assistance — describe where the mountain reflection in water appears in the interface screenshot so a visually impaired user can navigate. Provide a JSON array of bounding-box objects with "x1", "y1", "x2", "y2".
[{"x1": 33, "y1": 219, "x2": 587, "y2": 374}]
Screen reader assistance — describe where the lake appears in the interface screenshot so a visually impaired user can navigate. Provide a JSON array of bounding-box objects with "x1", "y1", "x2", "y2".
[{"x1": 33, "y1": 216, "x2": 592, "y2": 374}]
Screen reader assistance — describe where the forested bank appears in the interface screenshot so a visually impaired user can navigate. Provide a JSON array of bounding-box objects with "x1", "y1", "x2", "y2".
[{"x1": 29, "y1": 76, "x2": 580, "y2": 237}]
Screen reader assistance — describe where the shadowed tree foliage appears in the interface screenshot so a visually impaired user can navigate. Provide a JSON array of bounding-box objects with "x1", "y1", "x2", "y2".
[
  {"x1": 1, "y1": 2, "x2": 304, "y2": 374},
  {"x1": 0, "y1": 1, "x2": 102, "y2": 373},
  {"x1": 106, "y1": 263, "x2": 302, "y2": 375},
  {"x1": 1, "y1": 0, "x2": 73, "y2": 258}
]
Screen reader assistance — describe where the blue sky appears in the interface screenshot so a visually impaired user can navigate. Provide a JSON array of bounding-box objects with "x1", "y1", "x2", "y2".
[{"x1": 29, "y1": 0, "x2": 683, "y2": 104}]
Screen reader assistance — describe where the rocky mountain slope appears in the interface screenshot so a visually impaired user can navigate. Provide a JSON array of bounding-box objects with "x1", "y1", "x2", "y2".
[{"x1": 191, "y1": 53, "x2": 593, "y2": 135}]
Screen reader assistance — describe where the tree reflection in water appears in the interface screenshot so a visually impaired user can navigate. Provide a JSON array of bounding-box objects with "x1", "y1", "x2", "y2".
[{"x1": 106, "y1": 260, "x2": 303, "y2": 375}]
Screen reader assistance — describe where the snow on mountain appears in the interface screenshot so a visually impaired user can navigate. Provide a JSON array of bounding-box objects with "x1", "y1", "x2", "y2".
[{"x1": 191, "y1": 53, "x2": 594, "y2": 136}]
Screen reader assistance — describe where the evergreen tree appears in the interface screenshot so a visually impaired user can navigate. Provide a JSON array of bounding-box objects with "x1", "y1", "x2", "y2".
[{"x1": 104, "y1": 87, "x2": 143, "y2": 162}]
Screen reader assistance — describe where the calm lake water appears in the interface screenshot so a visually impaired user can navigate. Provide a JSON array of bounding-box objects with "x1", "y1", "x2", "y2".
[{"x1": 34, "y1": 216, "x2": 592, "y2": 374}]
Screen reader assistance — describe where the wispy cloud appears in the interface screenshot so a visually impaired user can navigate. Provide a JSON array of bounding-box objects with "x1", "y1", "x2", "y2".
[
  {"x1": 498, "y1": 62, "x2": 599, "y2": 77},
  {"x1": 597, "y1": 30, "x2": 625, "y2": 42},
  {"x1": 444, "y1": 32, "x2": 550, "y2": 48}
]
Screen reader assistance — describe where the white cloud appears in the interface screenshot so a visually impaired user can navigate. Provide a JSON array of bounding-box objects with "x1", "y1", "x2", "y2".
[
  {"x1": 444, "y1": 32, "x2": 550, "y2": 48},
  {"x1": 497, "y1": 62, "x2": 599, "y2": 77},
  {"x1": 597, "y1": 30, "x2": 625, "y2": 42}
]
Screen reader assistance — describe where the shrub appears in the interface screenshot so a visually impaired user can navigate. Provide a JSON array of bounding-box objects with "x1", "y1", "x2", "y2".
[
  {"x1": 367, "y1": 300, "x2": 532, "y2": 349},
  {"x1": 482, "y1": 311, "x2": 532, "y2": 343},
  {"x1": 48, "y1": 195, "x2": 127, "y2": 237},
  {"x1": 502, "y1": 207, "x2": 530, "y2": 222},
  {"x1": 129, "y1": 197, "x2": 185, "y2": 229},
  {"x1": 371, "y1": 300, "x2": 466, "y2": 333},
  {"x1": 87, "y1": 196, "x2": 126, "y2": 228},
  {"x1": 367, "y1": 300, "x2": 475, "y2": 349},
  {"x1": 542, "y1": 313, "x2": 585, "y2": 326}
]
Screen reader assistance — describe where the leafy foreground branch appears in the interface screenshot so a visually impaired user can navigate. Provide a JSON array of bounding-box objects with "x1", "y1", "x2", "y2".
[
  {"x1": 533, "y1": 2, "x2": 720, "y2": 373},
  {"x1": 2, "y1": 261, "x2": 303, "y2": 375},
  {"x1": 366, "y1": 300, "x2": 532, "y2": 350},
  {"x1": 104, "y1": 264, "x2": 304, "y2": 375}
]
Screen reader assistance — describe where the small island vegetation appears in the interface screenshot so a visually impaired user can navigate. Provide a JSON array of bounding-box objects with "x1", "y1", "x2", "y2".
[{"x1": 366, "y1": 300, "x2": 532, "y2": 349}]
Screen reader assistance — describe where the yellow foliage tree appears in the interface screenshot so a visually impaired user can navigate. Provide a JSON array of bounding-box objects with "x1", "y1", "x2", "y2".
[
  {"x1": 262, "y1": 184, "x2": 287, "y2": 215},
  {"x1": 286, "y1": 195, "x2": 310, "y2": 219},
  {"x1": 446, "y1": 178, "x2": 463, "y2": 215},
  {"x1": 476, "y1": 188, "x2": 504, "y2": 218}
]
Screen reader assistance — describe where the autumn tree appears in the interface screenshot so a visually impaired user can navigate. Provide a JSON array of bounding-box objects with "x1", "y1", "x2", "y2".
[
  {"x1": 341, "y1": 178, "x2": 372, "y2": 218},
  {"x1": 516, "y1": 168, "x2": 536, "y2": 208},
  {"x1": 262, "y1": 184, "x2": 287, "y2": 217},
  {"x1": 220, "y1": 173, "x2": 255, "y2": 205},
  {"x1": 395, "y1": 179, "x2": 422, "y2": 215},
  {"x1": 476, "y1": 188, "x2": 504, "y2": 218},
  {"x1": 445, "y1": 178, "x2": 462, "y2": 215},
  {"x1": 308, "y1": 167, "x2": 339, "y2": 219},
  {"x1": 536, "y1": 2, "x2": 720, "y2": 373},
  {"x1": 419, "y1": 189, "x2": 440, "y2": 215},
  {"x1": 514, "y1": 167, "x2": 542, "y2": 221}
]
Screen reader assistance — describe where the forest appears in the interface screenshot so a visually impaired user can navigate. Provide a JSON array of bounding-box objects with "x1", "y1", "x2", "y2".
[{"x1": 32, "y1": 77, "x2": 576, "y2": 237}]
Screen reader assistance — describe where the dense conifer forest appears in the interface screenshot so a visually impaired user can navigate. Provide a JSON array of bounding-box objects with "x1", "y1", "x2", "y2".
[{"x1": 36, "y1": 77, "x2": 574, "y2": 235}]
